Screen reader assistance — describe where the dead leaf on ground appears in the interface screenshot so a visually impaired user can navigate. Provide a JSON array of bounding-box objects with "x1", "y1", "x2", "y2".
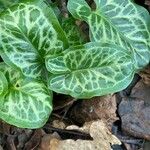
[
  {"x1": 16, "y1": 129, "x2": 33, "y2": 149},
  {"x1": 44, "y1": 124, "x2": 92, "y2": 141},
  {"x1": 24, "y1": 129, "x2": 44, "y2": 150},
  {"x1": 140, "y1": 66, "x2": 150, "y2": 85},
  {"x1": 118, "y1": 80, "x2": 150, "y2": 140},
  {"x1": 68, "y1": 95, "x2": 118, "y2": 128},
  {"x1": 0, "y1": 122, "x2": 35, "y2": 150},
  {"x1": 39, "y1": 132, "x2": 61, "y2": 150},
  {"x1": 39, "y1": 120, "x2": 121, "y2": 150},
  {"x1": 52, "y1": 120, "x2": 66, "y2": 129},
  {"x1": 6, "y1": 136, "x2": 16, "y2": 150}
]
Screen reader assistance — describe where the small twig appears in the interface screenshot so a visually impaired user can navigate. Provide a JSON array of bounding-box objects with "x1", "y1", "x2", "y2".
[{"x1": 44, "y1": 124, "x2": 93, "y2": 140}]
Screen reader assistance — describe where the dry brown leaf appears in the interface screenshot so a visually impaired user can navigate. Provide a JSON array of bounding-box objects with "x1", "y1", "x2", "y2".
[
  {"x1": 69, "y1": 95, "x2": 118, "y2": 128},
  {"x1": 39, "y1": 120, "x2": 121, "y2": 150},
  {"x1": 52, "y1": 120, "x2": 66, "y2": 129},
  {"x1": 0, "y1": 121, "x2": 11, "y2": 135},
  {"x1": 16, "y1": 129, "x2": 33, "y2": 149},
  {"x1": 140, "y1": 66, "x2": 150, "y2": 85},
  {"x1": 24, "y1": 129, "x2": 44, "y2": 150},
  {"x1": 39, "y1": 133, "x2": 61, "y2": 150},
  {"x1": 119, "y1": 80, "x2": 150, "y2": 140}
]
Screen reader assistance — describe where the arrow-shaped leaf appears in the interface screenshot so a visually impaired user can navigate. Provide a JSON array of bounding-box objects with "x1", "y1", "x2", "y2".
[
  {"x1": 47, "y1": 42, "x2": 135, "y2": 98},
  {"x1": 67, "y1": 0, "x2": 150, "y2": 69},
  {"x1": 0, "y1": 63, "x2": 53, "y2": 128},
  {"x1": 0, "y1": 0, "x2": 68, "y2": 78}
]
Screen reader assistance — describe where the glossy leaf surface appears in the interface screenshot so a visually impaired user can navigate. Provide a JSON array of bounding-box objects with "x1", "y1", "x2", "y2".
[
  {"x1": 67, "y1": 0, "x2": 150, "y2": 69},
  {"x1": 47, "y1": 42, "x2": 134, "y2": 98},
  {"x1": 0, "y1": 63, "x2": 53, "y2": 128},
  {"x1": 0, "y1": 71, "x2": 8, "y2": 96},
  {"x1": 0, "y1": 0, "x2": 19, "y2": 12},
  {"x1": 0, "y1": 0, "x2": 68, "y2": 78}
]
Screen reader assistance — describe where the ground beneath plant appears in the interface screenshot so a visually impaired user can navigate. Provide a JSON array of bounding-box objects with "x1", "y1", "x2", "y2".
[{"x1": 0, "y1": 0, "x2": 150, "y2": 150}]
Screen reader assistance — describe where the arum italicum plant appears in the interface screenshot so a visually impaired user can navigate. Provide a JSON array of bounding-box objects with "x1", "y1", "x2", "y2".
[{"x1": 0, "y1": 0, "x2": 149, "y2": 128}]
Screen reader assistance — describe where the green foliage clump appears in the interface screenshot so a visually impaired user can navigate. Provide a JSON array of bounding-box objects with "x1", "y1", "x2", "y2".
[{"x1": 0, "y1": 0, "x2": 149, "y2": 128}]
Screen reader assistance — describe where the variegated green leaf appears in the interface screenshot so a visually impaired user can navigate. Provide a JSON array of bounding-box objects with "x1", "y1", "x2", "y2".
[
  {"x1": 61, "y1": 17, "x2": 86, "y2": 46},
  {"x1": 0, "y1": 0, "x2": 68, "y2": 78},
  {"x1": 46, "y1": 55, "x2": 70, "y2": 74},
  {"x1": 47, "y1": 42, "x2": 135, "y2": 98},
  {"x1": 0, "y1": 0, "x2": 19, "y2": 12},
  {"x1": 67, "y1": 0, "x2": 150, "y2": 69},
  {"x1": 0, "y1": 71, "x2": 8, "y2": 96},
  {"x1": 0, "y1": 63, "x2": 53, "y2": 128}
]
